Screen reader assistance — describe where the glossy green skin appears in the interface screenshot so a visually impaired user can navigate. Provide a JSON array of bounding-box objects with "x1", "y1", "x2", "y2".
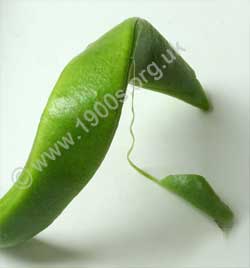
[
  {"x1": 0, "y1": 18, "x2": 232, "y2": 248},
  {"x1": 160, "y1": 175, "x2": 233, "y2": 229}
]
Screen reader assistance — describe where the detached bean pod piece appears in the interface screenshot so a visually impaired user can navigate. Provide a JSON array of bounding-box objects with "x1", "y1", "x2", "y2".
[{"x1": 0, "y1": 17, "x2": 233, "y2": 248}]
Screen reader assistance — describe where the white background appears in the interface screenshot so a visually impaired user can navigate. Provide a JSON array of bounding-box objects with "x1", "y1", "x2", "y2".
[{"x1": 0, "y1": 0, "x2": 249, "y2": 267}]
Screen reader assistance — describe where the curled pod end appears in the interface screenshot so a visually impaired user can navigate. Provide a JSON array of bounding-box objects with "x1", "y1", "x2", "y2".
[{"x1": 159, "y1": 174, "x2": 234, "y2": 230}]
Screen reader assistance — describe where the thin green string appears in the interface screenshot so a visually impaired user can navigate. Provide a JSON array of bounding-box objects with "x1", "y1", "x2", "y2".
[
  {"x1": 126, "y1": 60, "x2": 234, "y2": 231},
  {"x1": 127, "y1": 59, "x2": 159, "y2": 184}
]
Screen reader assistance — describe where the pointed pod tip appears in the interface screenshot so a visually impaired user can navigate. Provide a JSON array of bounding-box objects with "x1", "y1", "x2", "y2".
[
  {"x1": 199, "y1": 96, "x2": 210, "y2": 111},
  {"x1": 159, "y1": 174, "x2": 234, "y2": 231}
]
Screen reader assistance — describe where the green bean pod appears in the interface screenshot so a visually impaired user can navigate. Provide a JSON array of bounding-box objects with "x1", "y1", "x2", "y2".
[{"x1": 0, "y1": 17, "x2": 233, "y2": 248}]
